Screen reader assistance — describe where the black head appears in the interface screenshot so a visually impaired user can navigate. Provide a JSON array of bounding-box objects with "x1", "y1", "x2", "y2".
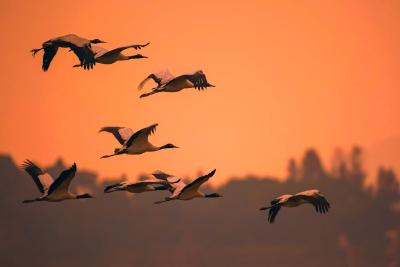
[
  {"x1": 90, "y1": 39, "x2": 106, "y2": 44},
  {"x1": 160, "y1": 143, "x2": 179, "y2": 150},
  {"x1": 129, "y1": 54, "x2": 148, "y2": 59},
  {"x1": 205, "y1": 193, "x2": 223, "y2": 198},
  {"x1": 77, "y1": 193, "x2": 94, "y2": 199}
]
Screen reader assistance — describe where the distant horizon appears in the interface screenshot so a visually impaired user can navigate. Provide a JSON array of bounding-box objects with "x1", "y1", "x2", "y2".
[{"x1": 2, "y1": 142, "x2": 398, "y2": 188}]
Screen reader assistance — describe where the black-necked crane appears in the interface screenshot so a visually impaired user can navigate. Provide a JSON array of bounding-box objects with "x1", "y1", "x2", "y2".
[
  {"x1": 259, "y1": 189, "x2": 331, "y2": 223},
  {"x1": 99, "y1": 124, "x2": 178, "y2": 159},
  {"x1": 104, "y1": 178, "x2": 180, "y2": 194},
  {"x1": 73, "y1": 43, "x2": 149, "y2": 68},
  {"x1": 21, "y1": 160, "x2": 94, "y2": 203},
  {"x1": 153, "y1": 169, "x2": 222, "y2": 204},
  {"x1": 31, "y1": 34, "x2": 106, "y2": 71},
  {"x1": 138, "y1": 70, "x2": 215, "y2": 98}
]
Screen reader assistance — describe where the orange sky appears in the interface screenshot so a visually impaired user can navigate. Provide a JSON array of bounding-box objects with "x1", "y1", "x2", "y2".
[{"x1": 1, "y1": 0, "x2": 399, "y2": 185}]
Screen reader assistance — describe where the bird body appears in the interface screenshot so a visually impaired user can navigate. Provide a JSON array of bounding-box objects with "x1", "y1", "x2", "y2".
[
  {"x1": 154, "y1": 169, "x2": 222, "y2": 204},
  {"x1": 138, "y1": 70, "x2": 215, "y2": 98},
  {"x1": 99, "y1": 124, "x2": 178, "y2": 158},
  {"x1": 104, "y1": 179, "x2": 177, "y2": 194},
  {"x1": 259, "y1": 189, "x2": 330, "y2": 223},
  {"x1": 21, "y1": 160, "x2": 94, "y2": 203},
  {"x1": 31, "y1": 34, "x2": 106, "y2": 71}
]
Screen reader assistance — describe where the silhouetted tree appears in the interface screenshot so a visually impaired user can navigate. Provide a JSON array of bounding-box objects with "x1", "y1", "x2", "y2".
[
  {"x1": 349, "y1": 146, "x2": 366, "y2": 187},
  {"x1": 331, "y1": 147, "x2": 346, "y2": 179},
  {"x1": 286, "y1": 158, "x2": 298, "y2": 181},
  {"x1": 377, "y1": 167, "x2": 399, "y2": 202},
  {"x1": 300, "y1": 149, "x2": 326, "y2": 180},
  {"x1": 1, "y1": 149, "x2": 399, "y2": 267}
]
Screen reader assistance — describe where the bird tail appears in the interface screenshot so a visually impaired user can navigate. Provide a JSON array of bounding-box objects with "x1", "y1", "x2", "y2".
[{"x1": 30, "y1": 48, "x2": 43, "y2": 57}]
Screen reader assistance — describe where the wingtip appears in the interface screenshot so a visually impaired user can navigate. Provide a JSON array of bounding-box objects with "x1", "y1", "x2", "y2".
[{"x1": 71, "y1": 163, "x2": 77, "y2": 171}]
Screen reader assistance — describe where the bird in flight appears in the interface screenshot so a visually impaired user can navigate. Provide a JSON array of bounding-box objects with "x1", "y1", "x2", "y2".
[
  {"x1": 21, "y1": 160, "x2": 94, "y2": 203},
  {"x1": 73, "y1": 43, "x2": 149, "y2": 68},
  {"x1": 104, "y1": 178, "x2": 180, "y2": 194},
  {"x1": 138, "y1": 70, "x2": 215, "y2": 98},
  {"x1": 31, "y1": 34, "x2": 106, "y2": 71},
  {"x1": 99, "y1": 124, "x2": 178, "y2": 159},
  {"x1": 154, "y1": 169, "x2": 222, "y2": 204},
  {"x1": 259, "y1": 189, "x2": 331, "y2": 223}
]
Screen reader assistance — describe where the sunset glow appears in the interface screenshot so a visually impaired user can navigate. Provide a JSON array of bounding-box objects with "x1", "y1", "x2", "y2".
[{"x1": 1, "y1": 0, "x2": 399, "y2": 185}]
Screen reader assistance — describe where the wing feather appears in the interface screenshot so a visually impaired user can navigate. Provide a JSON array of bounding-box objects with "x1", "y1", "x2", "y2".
[
  {"x1": 184, "y1": 70, "x2": 214, "y2": 90},
  {"x1": 47, "y1": 163, "x2": 77, "y2": 195},
  {"x1": 179, "y1": 169, "x2": 216, "y2": 196},
  {"x1": 21, "y1": 160, "x2": 53, "y2": 194},
  {"x1": 295, "y1": 190, "x2": 331, "y2": 214},
  {"x1": 42, "y1": 46, "x2": 58, "y2": 71},
  {"x1": 138, "y1": 70, "x2": 175, "y2": 90},
  {"x1": 99, "y1": 127, "x2": 134, "y2": 145},
  {"x1": 125, "y1": 124, "x2": 158, "y2": 147}
]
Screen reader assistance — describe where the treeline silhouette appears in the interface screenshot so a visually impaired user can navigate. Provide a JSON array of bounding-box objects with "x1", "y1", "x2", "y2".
[{"x1": 0, "y1": 146, "x2": 399, "y2": 267}]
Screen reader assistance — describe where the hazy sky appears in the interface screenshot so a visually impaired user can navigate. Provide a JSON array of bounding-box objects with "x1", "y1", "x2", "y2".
[{"x1": 0, "y1": 0, "x2": 399, "y2": 185}]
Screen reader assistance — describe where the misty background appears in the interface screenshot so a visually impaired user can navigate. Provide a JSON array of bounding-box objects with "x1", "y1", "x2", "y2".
[{"x1": 0, "y1": 146, "x2": 399, "y2": 267}]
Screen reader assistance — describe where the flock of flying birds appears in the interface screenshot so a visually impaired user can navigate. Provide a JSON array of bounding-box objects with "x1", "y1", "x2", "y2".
[{"x1": 22, "y1": 34, "x2": 331, "y2": 223}]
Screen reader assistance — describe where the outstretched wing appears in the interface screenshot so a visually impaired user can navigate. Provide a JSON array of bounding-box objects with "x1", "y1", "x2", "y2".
[
  {"x1": 21, "y1": 160, "x2": 53, "y2": 194},
  {"x1": 99, "y1": 127, "x2": 135, "y2": 145},
  {"x1": 42, "y1": 46, "x2": 59, "y2": 71},
  {"x1": 47, "y1": 163, "x2": 77, "y2": 195},
  {"x1": 268, "y1": 199, "x2": 281, "y2": 223},
  {"x1": 294, "y1": 189, "x2": 331, "y2": 214},
  {"x1": 70, "y1": 45, "x2": 96, "y2": 70},
  {"x1": 179, "y1": 169, "x2": 216, "y2": 196},
  {"x1": 183, "y1": 70, "x2": 214, "y2": 90},
  {"x1": 100, "y1": 43, "x2": 150, "y2": 58},
  {"x1": 125, "y1": 123, "x2": 158, "y2": 147},
  {"x1": 138, "y1": 70, "x2": 175, "y2": 90}
]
